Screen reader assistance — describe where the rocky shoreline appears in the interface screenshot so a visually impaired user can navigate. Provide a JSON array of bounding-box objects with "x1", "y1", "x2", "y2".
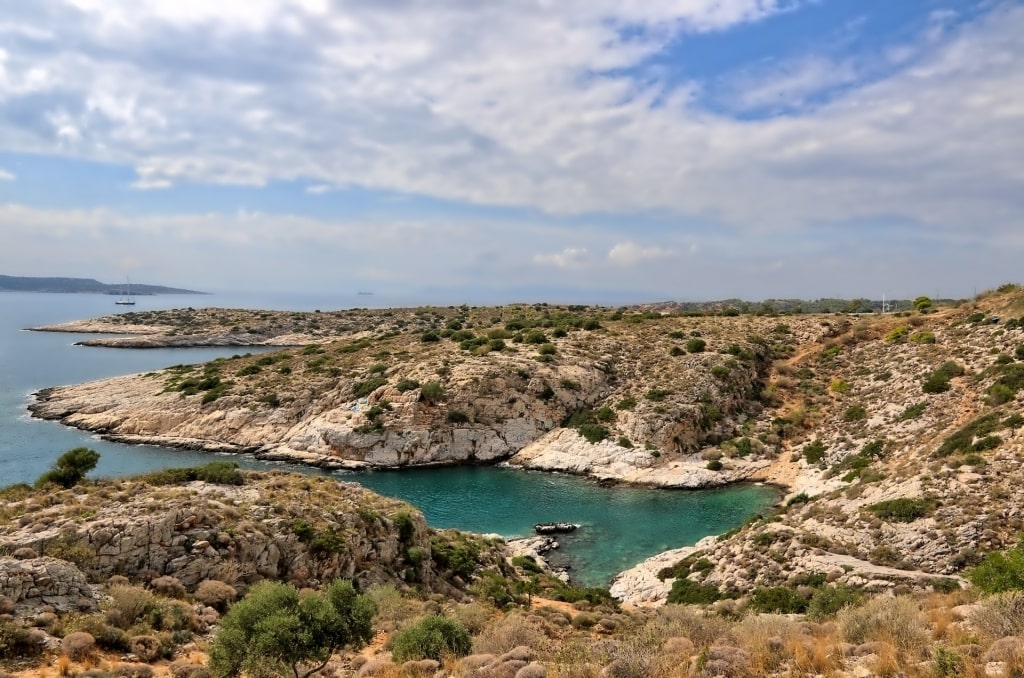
[{"x1": 23, "y1": 292, "x2": 1024, "y2": 607}]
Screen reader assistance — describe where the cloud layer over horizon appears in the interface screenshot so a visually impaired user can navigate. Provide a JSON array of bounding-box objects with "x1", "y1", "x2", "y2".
[{"x1": 1, "y1": 0, "x2": 1022, "y2": 301}]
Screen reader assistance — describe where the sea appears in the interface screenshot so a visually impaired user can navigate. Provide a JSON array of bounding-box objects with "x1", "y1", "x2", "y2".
[{"x1": 0, "y1": 290, "x2": 777, "y2": 586}]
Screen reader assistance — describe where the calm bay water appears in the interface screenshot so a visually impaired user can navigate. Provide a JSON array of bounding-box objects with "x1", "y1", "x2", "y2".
[{"x1": 0, "y1": 291, "x2": 777, "y2": 586}]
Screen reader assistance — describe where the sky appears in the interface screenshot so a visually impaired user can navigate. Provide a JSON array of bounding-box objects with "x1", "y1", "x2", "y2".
[{"x1": 0, "y1": 0, "x2": 1022, "y2": 304}]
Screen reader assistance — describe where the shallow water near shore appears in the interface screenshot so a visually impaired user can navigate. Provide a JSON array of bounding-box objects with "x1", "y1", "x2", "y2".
[
  {"x1": 349, "y1": 466, "x2": 776, "y2": 586},
  {"x1": 0, "y1": 291, "x2": 777, "y2": 586}
]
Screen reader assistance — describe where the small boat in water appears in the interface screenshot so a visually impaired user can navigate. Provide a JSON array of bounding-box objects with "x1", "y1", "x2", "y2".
[
  {"x1": 115, "y1": 277, "x2": 135, "y2": 306},
  {"x1": 533, "y1": 522, "x2": 579, "y2": 535}
]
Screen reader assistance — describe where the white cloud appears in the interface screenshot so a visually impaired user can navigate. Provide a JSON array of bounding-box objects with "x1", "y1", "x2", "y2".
[
  {"x1": 306, "y1": 184, "x2": 332, "y2": 195},
  {"x1": 534, "y1": 247, "x2": 590, "y2": 269},
  {"x1": 0, "y1": 169, "x2": 14, "y2": 181},
  {"x1": 608, "y1": 242, "x2": 674, "y2": 266},
  {"x1": 0, "y1": 0, "x2": 1019, "y2": 243}
]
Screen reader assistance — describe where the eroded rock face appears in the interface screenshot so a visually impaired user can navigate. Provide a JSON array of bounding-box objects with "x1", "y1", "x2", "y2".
[
  {"x1": 0, "y1": 475, "x2": 487, "y2": 597},
  {"x1": 0, "y1": 556, "x2": 96, "y2": 612},
  {"x1": 31, "y1": 314, "x2": 816, "y2": 486}
]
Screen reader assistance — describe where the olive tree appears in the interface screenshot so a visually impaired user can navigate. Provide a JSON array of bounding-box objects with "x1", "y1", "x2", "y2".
[{"x1": 209, "y1": 579, "x2": 375, "y2": 678}]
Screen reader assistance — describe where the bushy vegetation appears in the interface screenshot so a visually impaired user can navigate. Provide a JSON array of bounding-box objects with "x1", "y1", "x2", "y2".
[
  {"x1": 141, "y1": 461, "x2": 245, "y2": 486},
  {"x1": 922, "y1": 361, "x2": 965, "y2": 394},
  {"x1": 390, "y1": 616, "x2": 472, "y2": 662},
  {"x1": 968, "y1": 538, "x2": 1024, "y2": 593},
  {"x1": 209, "y1": 579, "x2": 375, "y2": 678},
  {"x1": 866, "y1": 497, "x2": 937, "y2": 523},
  {"x1": 36, "y1": 447, "x2": 100, "y2": 489}
]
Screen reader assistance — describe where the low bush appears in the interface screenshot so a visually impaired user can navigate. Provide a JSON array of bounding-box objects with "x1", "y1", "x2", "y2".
[
  {"x1": 866, "y1": 497, "x2": 936, "y2": 522},
  {"x1": 750, "y1": 587, "x2": 808, "y2": 614},
  {"x1": 390, "y1": 616, "x2": 472, "y2": 662},
  {"x1": 967, "y1": 538, "x2": 1024, "y2": 593},
  {"x1": 807, "y1": 585, "x2": 862, "y2": 620},
  {"x1": 667, "y1": 578, "x2": 721, "y2": 605}
]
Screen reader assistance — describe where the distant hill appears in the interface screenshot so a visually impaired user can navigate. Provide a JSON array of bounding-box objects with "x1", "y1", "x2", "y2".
[{"x1": 0, "y1": 275, "x2": 204, "y2": 295}]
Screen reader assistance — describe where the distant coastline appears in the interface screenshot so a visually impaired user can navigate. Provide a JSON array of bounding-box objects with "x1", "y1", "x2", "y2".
[{"x1": 0, "y1": 274, "x2": 205, "y2": 295}]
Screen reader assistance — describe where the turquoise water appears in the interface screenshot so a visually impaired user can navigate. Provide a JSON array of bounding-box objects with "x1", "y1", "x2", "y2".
[
  {"x1": 351, "y1": 466, "x2": 776, "y2": 586},
  {"x1": 0, "y1": 291, "x2": 777, "y2": 586}
]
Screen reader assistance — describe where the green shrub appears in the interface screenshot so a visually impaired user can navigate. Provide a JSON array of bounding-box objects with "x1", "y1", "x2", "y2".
[
  {"x1": 885, "y1": 325, "x2": 909, "y2": 343},
  {"x1": 617, "y1": 436, "x2": 633, "y2": 448},
  {"x1": 595, "y1": 406, "x2": 616, "y2": 422},
  {"x1": 923, "y1": 361, "x2": 966, "y2": 394},
  {"x1": 142, "y1": 462, "x2": 244, "y2": 486},
  {"x1": 446, "y1": 410, "x2": 470, "y2": 424},
  {"x1": 646, "y1": 388, "x2": 671, "y2": 402},
  {"x1": 419, "y1": 381, "x2": 445, "y2": 403},
  {"x1": 898, "y1": 401, "x2": 927, "y2": 421},
  {"x1": 390, "y1": 616, "x2": 471, "y2": 662},
  {"x1": 807, "y1": 585, "x2": 862, "y2": 620},
  {"x1": 830, "y1": 379, "x2": 851, "y2": 394},
  {"x1": 537, "y1": 343, "x2": 557, "y2": 356},
  {"x1": 35, "y1": 447, "x2": 100, "y2": 489},
  {"x1": 616, "y1": 396, "x2": 637, "y2": 411},
  {"x1": 209, "y1": 580, "x2": 374, "y2": 678},
  {"x1": 750, "y1": 587, "x2": 808, "y2": 614},
  {"x1": 235, "y1": 364, "x2": 262, "y2": 377},
  {"x1": 867, "y1": 497, "x2": 936, "y2": 522},
  {"x1": 843, "y1": 405, "x2": 867, "y2": 422},
  {"x1": 577, "y1": 423, "x2": 609, "y2": 444},
  {"x1": 706, "y1": 460, "x2": 723, "y2": 471},
  {"x1": 967, "y1": 538, "x2": 1024, "y2": 593},
  {"x1": 933, "y1": 647, "x2": 966, "y2": 678},
  {"x1": 667, "y1": 578, "x2": 721, "y2": 605},
  {"x1": 353, "y1": 377, "x2": 388, "y2": 398},
  {"x1": 936, "y1": 413, "x2": 1003, "y2": 457},
  {"x1": 395, "y1": 378, "x2": 420, "y2": 392},
  {"x1": 420, "y1": 331, "x2": 440, "y2": 342},
  {"x1": 803, "y1": 440, "x2": 826, "y2": 464},
  {"x1": 910, "y1": 330, "x2": 936, "y2": 344},
  {"x1": 686, "y1": 338, "x2": 706, "y2": 353}
]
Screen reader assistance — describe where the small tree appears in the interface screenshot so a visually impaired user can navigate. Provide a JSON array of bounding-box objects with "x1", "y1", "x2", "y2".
[
  {"x1": 209, "y1": 580, "x2": 375, "y2": 678},
  {"x1": 36, "y1": 447, "x2": 100, "y2": 489},
  {"x1": 913, "y1": 296, "x2": 933, "y2": 313}
]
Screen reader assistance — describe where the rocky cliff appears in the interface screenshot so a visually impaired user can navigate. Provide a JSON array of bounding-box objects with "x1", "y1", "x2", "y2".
[{"x1": 0, "y1": 470, "x2": 505, "y2": 612}]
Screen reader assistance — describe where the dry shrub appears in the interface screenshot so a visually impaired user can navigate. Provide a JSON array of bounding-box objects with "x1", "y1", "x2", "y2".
[
  {"x1": 149, "y1": 576, "x2": 186, "y2": 599},
  {"x1": 61, "y1": 631, "x2": 97, "y2": 661},
  {"x1": 730, "y1": 614, "x2": 800, "y2": 675},
  {"x1": 550, "y1": 638, "x2": 605, "y2": 678},
  {"x1": 473, "y1": 612, "x2": 549, "y2": 656},
  {"x1": 193, "y1": 580, "x2": 236, "y2": 612},
  {"x1": 968, "y1": 591, "x2": 1024, "y2": 640},
  {"x1": 56, "y1": 654, "x2": 72, "y2": 677},
  {"x1": 837, "y1": 596, "x2": 929, "y2": 657},
  {"x1": 111, "y1": 663, "x2": 154, "y2": 678},
  {"x1": 642, "y1": 605, "x2": 731, "y2": 650},
  {"x1": 105, "y1": 586, "x2": 157, "y2": 630},
  {"x1": 451, "y1": 601, "x2": 495, "y2": 634},
  {"x1": 169, "y1": 663, "x2": 212, "y2": 678},
  {"x1": 515, "y1": 663, "x2": 547, "y2": 678},
  {"x1": 367, "y1": 585, "x2": 425, "y2": 633},
  {"x1": 128, "y1": 635, "x2": 162, "y2": 663}
]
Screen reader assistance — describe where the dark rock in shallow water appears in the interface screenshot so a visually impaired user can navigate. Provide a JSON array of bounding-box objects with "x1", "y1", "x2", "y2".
[{"x1": 533, "y1": 522, "x2": 579, "y2": 535}]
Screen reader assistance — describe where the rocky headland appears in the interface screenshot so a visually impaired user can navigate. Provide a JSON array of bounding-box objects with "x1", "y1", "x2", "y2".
[{"x1": 24, "y1": 288, "x2": 1024, "y2": 608}]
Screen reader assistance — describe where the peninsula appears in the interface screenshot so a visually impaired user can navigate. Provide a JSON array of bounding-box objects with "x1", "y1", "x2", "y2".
[{"x1": 26, "y1": 285, "x2": 1024, "y2": 604}]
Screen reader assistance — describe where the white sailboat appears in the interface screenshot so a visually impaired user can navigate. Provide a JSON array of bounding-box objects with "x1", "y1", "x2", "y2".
[{"x1": 115, "y1": 277, "x2": 136, "y2": 306}]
